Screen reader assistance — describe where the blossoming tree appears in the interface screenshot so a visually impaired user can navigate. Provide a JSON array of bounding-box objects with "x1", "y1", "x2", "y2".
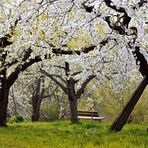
[
  {"x1": 0, "y1": 0, "x2": 96, "y2": 126},
  {"x1": 82, "y1": 0, "x2": 148, "y2": 131},
  {"x1": 0, "y1": 0, "x2": 148, "y2": 127}
]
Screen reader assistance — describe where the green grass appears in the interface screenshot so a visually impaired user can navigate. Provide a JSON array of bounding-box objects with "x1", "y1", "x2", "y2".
[{"x1": 0, "y1": 121, "x2": 147, "y2": 148}]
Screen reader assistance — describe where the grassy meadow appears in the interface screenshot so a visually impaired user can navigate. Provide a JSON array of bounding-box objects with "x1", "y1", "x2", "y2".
[{"x1": 0, "y1": 121, "x2": 147, "y2": 148}]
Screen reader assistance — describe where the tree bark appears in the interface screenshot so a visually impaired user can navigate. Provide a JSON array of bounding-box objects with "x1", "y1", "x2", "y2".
[
  {"x1": 110, "y1": 76, "x2": 148, "y2": 132},
  {"x1": 0, "y1": 80, "x2": 10, "y2": 126},
  {"x1": 69, "y1": 97, "x2": 78, "y2": 123},
  {"x1": 32, "y1": 107, "x2": 40, "y2": 122},
  {"x1": 31, "y1": 78, "x2": 45, "y2": 122},
  {"x1": 31, "y1": 93, "x2": 43, "y2": 122}
]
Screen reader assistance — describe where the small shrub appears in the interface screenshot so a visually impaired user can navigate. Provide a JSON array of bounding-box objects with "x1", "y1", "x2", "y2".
[{"x1": 9, "y1": 115, "x2": 24, "y2": 123}]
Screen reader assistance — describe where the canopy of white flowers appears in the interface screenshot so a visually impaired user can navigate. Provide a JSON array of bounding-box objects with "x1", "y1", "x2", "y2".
[{"x1": 0, "y1": 0, "x2": 148, "y2": 91}]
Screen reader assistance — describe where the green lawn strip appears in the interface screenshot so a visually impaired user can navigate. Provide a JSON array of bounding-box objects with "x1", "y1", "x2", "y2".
[{"x1": 0, "y1": 121, "x2": 147, "y2": 148}]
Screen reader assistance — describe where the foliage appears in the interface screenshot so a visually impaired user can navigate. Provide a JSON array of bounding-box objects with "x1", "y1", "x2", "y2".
[
  {"x1": 78, "y1": 78, "x2": 148, "y2": 123},
  {"x1": 40, "y1": 100, "x2": 59, "y2": 121},
  {"x1": 93, "y1": 82, "x2": 148, "y2": 123},
  {"x1": 130, "y1": 88, "x2": 148, "y2": 123},
  {"x1": 9, "y1": 115, "x2": 24, "y2": 123},
  {"x1": 0, "y1": 121, "x2": 147, "y2": 147}
]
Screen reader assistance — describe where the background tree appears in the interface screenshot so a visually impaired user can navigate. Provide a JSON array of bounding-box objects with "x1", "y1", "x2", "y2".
[
  {"x1": 41, "y1": 62, "x2": 96, "y2": 123},
  {"x1": 30, "y1": 75, "x2": 58, "y2": 122},
  {"x1": 82, "y1": 0, "x2": 148, "y2": 131}
]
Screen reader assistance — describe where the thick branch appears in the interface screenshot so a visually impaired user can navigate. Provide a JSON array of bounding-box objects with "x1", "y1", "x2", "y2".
[
  {"x1": 46, "y1": 74, "x2": 67, "y2": 84},
  {"x1": 76, "y1": 75, "x2": 96, "y2": 98},
  {"x1": 6, "y1": 45, "x2": 96, "y2": 87},
  {"x1": 82, "y1": 2, "x2": 94, "y2": 13},
  {"x1": 40, "y1": 69, "x2": 67, "y2": 93},
  {"x1": 0, "y1": 35, "x2": 13, "y2": 48},
  {"x1": 22, "y1": 47, "x2": 33, "y2": 61},
  {"x1": 65, "y1": 62, "x2": 70, "y2": 77},
  {"x1": 72, "y1": 71, "x2": 82, "y2": 76},
  {"x1": 133, "y1": 47, "x2": 148, "y2": 76},
  {"x1": 104, "y1": 0, "x2": 127, "y2": 13},
  {"x1": 104, "y1": 0, "x2": 131, "y2": 35},
  {"x1": 3, "y1": 47, "x2": 33, "y2": 68},
  {"x1": 52, "y1": 45, "x2": 96, "y2": 55},
  {"x1": 8, "y1": 56, "x2": 42, "y2": 87}
]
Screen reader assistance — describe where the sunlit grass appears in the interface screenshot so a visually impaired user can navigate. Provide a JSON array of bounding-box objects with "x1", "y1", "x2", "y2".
[{"x1": 0, "y1": 121, "x2": 147, "y2": 148}]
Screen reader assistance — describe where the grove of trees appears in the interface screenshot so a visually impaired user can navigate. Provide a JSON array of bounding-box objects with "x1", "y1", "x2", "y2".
[{"x1": 0, "y1": 0, "x2": 148, "y2": 127}]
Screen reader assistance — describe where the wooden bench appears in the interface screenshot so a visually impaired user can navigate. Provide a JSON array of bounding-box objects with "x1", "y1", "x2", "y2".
[{"x1": 77, "y1": 111, "x2": 105, "y2": 122}]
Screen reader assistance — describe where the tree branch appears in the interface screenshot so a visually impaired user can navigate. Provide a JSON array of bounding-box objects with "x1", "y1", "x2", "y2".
[
  {"x1": 3, "y1": 47, "x2": 33, "y2": 69},
  {"x1": 76, "y1": 74, "x2": 96, "y2": 97},
  {"x1": 103, "y1": 0, "x2": 131, "y2": 35},
  {"x1": 40, "y1": 69, "x2": 67, "y2": 93},
  {"x1": 46, "y1": 74, "x2": 67, "y2": 84},
  {"x1": 6, "y1": 44, "x2": 96, "y2": 87},
  {"x1": 42, "y1": 86, "x2": 58, "y2": 99},
  {"x1": 133, "y1": 46, "x2": 148, "y2": 77},
  {"x1": 22, "y1": 47, "x2": 33, "y2": 61},
  {"x1": 52, "y1": 45, "x2": 96, "y2": 55},
  {"x1": 7, "y1": 56, "x2": 42, "y2": 86}
]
